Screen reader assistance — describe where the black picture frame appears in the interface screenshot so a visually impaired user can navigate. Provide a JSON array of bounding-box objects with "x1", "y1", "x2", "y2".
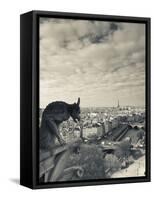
[{"x1": 20, "y1": 10, "x2": 151, "y2": 189}]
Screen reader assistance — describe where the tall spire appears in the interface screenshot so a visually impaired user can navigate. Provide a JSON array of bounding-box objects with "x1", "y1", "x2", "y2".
[{"x1": 117, "y1": 99, "x2": 120, "y2": 108}]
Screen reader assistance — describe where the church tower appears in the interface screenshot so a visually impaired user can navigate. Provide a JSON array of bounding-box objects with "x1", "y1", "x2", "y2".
[{"x1": 117, "y1": 99, "x2": 120, "y2": 108}]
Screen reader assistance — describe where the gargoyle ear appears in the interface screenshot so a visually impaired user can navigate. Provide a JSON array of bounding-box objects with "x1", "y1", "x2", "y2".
[{"x1": 77, "y1": 97, "x2": 80, "y2": 105}]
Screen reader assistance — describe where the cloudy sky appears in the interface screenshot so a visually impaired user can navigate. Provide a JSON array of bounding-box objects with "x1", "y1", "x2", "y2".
[{"x1": 39, "y1": 17, "x2": 145, "y2": 108}]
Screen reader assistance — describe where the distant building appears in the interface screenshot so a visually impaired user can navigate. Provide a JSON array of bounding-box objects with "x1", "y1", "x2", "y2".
[
  {"x1": 104, "y1": 120, "x2": 112, "y2": 133},
  {"x1": 111, "y1": 118, "x2": 119, "y2": 129},
  {"x1": 97, "y1": 123, "x2": 105, "y2": 136}
]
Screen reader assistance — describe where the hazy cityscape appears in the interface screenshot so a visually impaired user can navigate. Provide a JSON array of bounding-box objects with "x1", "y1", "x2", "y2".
[{"x1": 40, "y1": 102, "x2": 145, "y2": 143}]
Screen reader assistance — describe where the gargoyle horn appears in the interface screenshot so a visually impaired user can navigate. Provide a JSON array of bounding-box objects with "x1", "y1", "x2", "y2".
[{"x1": 77, "y1": 97, "x2": 80, "y2": 105}]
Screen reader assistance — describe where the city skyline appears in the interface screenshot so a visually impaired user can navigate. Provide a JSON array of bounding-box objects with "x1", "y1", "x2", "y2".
[
  {"x1": 39, "y1": 100, "x2": 145, "y2": 109},
  {"x1": 40, "y1": 18, "x2": 145, "y2": 108}
]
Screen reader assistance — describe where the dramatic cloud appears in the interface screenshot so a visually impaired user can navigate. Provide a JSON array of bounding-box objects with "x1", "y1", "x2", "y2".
[{"x1": 40, "y1": 18, "x2": 145, "y2": 108}]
